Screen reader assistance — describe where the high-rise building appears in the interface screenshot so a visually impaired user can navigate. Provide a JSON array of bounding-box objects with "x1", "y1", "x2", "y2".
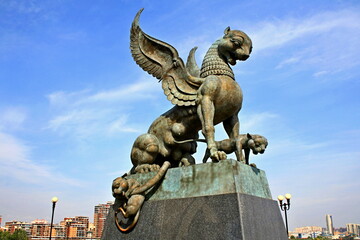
[
  {"x1": 326, "y1": 214, "x2": 334, "y2": 235},
  {"x1": 346, "y1": 223, "x2": 360, "y2": 237},
  {"x1": 94, "y1": 201, "x2": 113, "y2": 238}
]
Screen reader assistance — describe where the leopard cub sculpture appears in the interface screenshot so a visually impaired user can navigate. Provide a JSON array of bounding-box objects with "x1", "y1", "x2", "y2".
[
  {"x1": 112, "y1": 161, "x2": 170, "y2": 232},
  {"x1": 129, "y1": 9, "x2": 253, "y2": 173},
  {"x1": 202, "y1": 133, "x2": 268, "y2": 166}
]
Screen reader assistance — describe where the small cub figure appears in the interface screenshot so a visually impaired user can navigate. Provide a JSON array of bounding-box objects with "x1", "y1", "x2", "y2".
[
  {"x1": 202, "y1": 133, "x2": 268, "y2": 166},
  {"x1": 112, "y1": 161, "x2": 170, "y2": 232}
]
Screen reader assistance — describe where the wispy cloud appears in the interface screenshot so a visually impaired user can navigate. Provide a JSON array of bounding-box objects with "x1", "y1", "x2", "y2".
[
  {"x1": 0, "y1": 131, "x2": 80, "y2": 186},
  {"x1": 0, "y1": 1, "x2": 42, "y2": 14},
  {"x1": 77, "y1": 80, "x2": 159, "y2": 104},
  {"x1": 46, "y1": 79, "x2": 162, "y2": 139},
  {"x1": 250, "y1": 9, "x2": 360, "y2": 51},
  {"x1": 313, "y1": 71, "x2": 328, "y2": 78},
  {"x1": 0, "y1": 107, "x2": 27, "y2": 131},
  {"x1": 248, "y1": 9, "x2": 360, "y2": 78},
  {"x1": 276, "y1": 57, "x2": 300, "y2": 69},
  {"x1": 241, "y1": 112, "x2": 278, "y2": 132},
  {"x1": 107, "y1": 115, "x2": 139, "y2": 134}
]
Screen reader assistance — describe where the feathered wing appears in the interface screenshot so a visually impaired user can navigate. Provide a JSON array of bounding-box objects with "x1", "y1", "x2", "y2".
[
  {"x1": 130, "y1": 9, "x2": 200, "y2": 106},
  {"x1": 186, "y1": 47, "x2": 200, "y2": 78}
]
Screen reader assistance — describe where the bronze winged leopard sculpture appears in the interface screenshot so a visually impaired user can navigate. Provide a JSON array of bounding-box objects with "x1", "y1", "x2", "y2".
[{"x1": 130, "y1": 9, "x2": 253, "y2": 173}]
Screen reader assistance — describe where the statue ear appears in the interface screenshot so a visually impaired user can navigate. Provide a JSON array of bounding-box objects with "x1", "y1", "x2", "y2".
[
  {"x1": 247, "y1": 133, "x2": 252, "y2": 139},
  {"x1": 224, "y1": 26, "x2": 231, "y2": 35}
]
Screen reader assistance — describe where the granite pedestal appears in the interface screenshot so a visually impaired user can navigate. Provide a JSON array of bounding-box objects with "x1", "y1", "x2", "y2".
[{"x1": 101, "y1": 159, "x2": 288, "y2": 240}]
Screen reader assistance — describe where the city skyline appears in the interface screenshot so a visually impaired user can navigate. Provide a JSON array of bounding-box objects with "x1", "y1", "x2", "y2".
[
  {"x1": 1, "y1": 0, "x2": 360, "y2": 230},
  {"x1": 1, "y1": 201, "x2": 112, "y2": 239},
  {"x1": 2, "y1": 209, "x2": 359, "y2": 232}
]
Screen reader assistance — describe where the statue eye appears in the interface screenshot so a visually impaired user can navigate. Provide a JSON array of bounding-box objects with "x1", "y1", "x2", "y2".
[{"x1": 231, "y1": 39, "x2": 242, "y2": 46}]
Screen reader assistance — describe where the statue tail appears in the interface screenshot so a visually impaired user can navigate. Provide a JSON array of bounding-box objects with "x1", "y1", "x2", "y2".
[
  {"x1": 174, "y1": 138, "x2": 207, "y2": 144},
  {"x1": 115, "y1": 208, "x2": 140, "y2": 233},
  {"x1": 131, "y1": 161, "x2": 171, "y2": 195}
]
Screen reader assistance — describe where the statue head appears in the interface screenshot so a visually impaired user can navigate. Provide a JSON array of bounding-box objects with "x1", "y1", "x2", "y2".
[
  {"x1": 112, "y1": 175, "x2": 129, "y2": 198},
  {"x1": 247, "y1": 133, "x2": 268, "y2": 155},
  {"x1": 218, "y1": 26, "x2": 253, "y2": 65}
]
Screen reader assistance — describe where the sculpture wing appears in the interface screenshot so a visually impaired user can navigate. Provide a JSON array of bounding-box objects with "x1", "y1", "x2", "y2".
[
  {"x1": 130, "y1": 9, "x2": 201, "y2": 106},
  {"x1": 186, "y1": 47, "x2": 201, "y2": 78}
]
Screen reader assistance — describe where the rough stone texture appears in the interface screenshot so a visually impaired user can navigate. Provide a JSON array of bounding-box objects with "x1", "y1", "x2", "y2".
[
  {"x1": 102, "y1": 160, "x2": 287, "y2": 240},
  {"x1": 126, "y1": 159, "x2": 272, "y2": 200},
  {"x1": 102, "y1": 193, "x2": 287, "y2": 240}
]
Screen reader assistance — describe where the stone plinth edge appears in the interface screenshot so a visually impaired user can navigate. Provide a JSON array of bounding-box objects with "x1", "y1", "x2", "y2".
[{"x1": 126, "y1": 159, "x2": 272, "y2": 201}]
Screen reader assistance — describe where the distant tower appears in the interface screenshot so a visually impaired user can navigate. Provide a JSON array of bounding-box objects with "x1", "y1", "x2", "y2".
[
  {"x1": 326, "y1": 214, "x2": 334, "y2": 235},
  {"x1": 94, "y1": 201, "x2": 113, "y2": 238}
]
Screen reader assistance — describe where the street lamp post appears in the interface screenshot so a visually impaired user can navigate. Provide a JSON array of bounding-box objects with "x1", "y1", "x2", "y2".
[
  {"x1": 49, "y1": 196, "x2": 58, "y2": 240},
  {"x1": 277, "y1": 193, "x2": 292, "y2": 236}
]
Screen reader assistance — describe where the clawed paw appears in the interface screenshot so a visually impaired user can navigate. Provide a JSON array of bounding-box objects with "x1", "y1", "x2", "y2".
[
  {"x1": 135, "y1": 164, "x2": 160, "y2": 173},
  {"x1": 179, "y1": 159, "x2": 190, "y2": 167},
  {"x1": 210, "y1": 148, "x2": 227, "y2": 161}
]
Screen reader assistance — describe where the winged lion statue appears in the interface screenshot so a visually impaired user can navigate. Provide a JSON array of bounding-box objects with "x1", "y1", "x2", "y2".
[{"x1": 130, "y1": 9, "x2": 253, "y2": 173}]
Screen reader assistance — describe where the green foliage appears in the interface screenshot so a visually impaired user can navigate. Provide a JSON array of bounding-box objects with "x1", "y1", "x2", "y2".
[
  {"x1": 0, "y1": 230, "x2": 28, "y2": 240},
  {"x1": 314, "y1": 236, "x2": 332, "y2": 240},
  {"x1": 0, "y1": 231, "x2": 11, "y2": 240}
]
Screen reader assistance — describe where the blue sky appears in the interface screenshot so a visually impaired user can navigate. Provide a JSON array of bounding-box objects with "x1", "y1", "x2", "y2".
[{"x1": 1, "y1": 0, "x2": 359, "y2": 230}]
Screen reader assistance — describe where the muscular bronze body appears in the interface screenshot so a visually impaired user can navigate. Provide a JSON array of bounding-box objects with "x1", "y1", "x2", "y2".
[{"x1": 130, "y1": 9, "x2": 253, "y2": 173}]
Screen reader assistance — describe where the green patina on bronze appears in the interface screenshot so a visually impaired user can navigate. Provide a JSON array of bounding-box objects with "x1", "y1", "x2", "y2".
[
  {"x1": 111, "y1": 9, "x2": 271, "y2": 233},
  {"x1": 127, "y1": 159, "x2": 272, "y2": 201}
]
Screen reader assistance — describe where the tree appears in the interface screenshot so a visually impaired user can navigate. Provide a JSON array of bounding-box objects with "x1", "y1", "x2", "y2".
[
  {"x1": 0, "y1": 231, "x2": 11, "y2": 240},
  {"x1": 11, "y1": 229, "x2": 28, "y2": 240},
  {"x1": 0, "y1": 230, "x2": 28, "y2": 240}
]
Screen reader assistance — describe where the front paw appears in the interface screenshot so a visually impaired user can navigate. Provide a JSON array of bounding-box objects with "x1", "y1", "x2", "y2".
[
  {"x1": 250, "y1": 163, "x2": 257, "y2": 168},
  {"x1": 210, "y1": 148, "x2": 227, "y2": 161},
  {"x1": 134, "y1": 164, "x2": 160, "y2": 173}
]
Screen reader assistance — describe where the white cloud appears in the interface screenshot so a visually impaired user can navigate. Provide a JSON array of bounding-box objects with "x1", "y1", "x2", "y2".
[
  {"x1": 47, "y1": 89, "x2": 91, "y2": 106},
  {"x1": 107, "y1": 115, "x2": 139, "y2": 134},
  {"x1": 250, "y1": 9, "x2": 360, "y2": 51},
  {"x1": 241, "y1": 112, "x2": 278, "y2": 133},
  {"x1": 46, "y1": 79, "x2": 161, "y2": 139},
  {"x1": 0, "y1": 131, "x2": 80, "y2": 186},
  {"x1": 48, "y1": 109, "x2": 102, "y2": 131},
  {"x1": 0, "y1": 1, "x2": 42, "y2": 14},
  {"x1": 47, "y1": 79, "x2": 161, "y2": 107},
  {"x1": 247, "y1": 9, "x2": 360, "y2": 79},
  {"x1": 0, "y1": 107, "x2": 27, "y2": 130},
  {"x1": 276, "y1": 57, "x2": 300, "y2": 69},
  {"x1": 313, "y1": 71, "x2": 328, "y2": 77}
]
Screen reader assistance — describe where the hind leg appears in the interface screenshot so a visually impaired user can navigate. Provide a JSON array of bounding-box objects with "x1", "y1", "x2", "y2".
[
  {"x1": 123, "y1": 194, "x2": 145, "y2": 217},
  {"x1": 131, "y1": 134, "x2": 161, "y2": 173}
]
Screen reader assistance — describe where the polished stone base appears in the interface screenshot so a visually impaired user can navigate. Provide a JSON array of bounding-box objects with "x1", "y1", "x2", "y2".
[{"x1": 101, "y1": 160, "x2": 288, "y2": 240}]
